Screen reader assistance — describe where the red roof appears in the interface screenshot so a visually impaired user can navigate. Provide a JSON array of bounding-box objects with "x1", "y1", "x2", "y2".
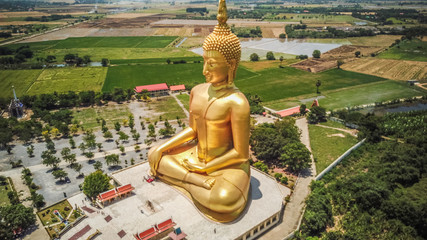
[
  {"x1": 98, "y1": 189, "x2": 117, "y2": 202},
  {"x1": 276, "y1": 106, "x2": 300, "y2": 117},
  {"x1": 117, "y1": 184, "x2": 134, "y2": 195},
  {"x1": 170, "y1": 85, "x2": 185, "y2": 91},
  {"x1": 135, "y1": 83, "x2": 168, "y2": 93},
  {"x1": 138, "y1": 227, "x2": 158, "y2": 240}
]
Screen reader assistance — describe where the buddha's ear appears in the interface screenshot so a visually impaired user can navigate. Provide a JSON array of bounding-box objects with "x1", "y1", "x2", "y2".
[{"x1": 228, "y1": 59, "x2": 237, "y2": 84}]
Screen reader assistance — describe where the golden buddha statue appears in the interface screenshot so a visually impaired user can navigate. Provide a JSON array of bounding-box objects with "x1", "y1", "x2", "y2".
[{"x1": 148, "y1": 0, "x2": 250, "y2": 223}]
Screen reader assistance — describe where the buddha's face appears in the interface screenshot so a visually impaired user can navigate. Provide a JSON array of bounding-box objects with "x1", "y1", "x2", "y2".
[{"x1": 203, "y1": 50, "x2": 230, "y2": 87}]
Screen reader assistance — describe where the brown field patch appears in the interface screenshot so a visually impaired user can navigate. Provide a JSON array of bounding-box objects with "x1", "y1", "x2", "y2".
[
  {"x1": 292, "y1": 59, "x2": 338, "y2": 73},
  {"x1": 180, "y1": 37, "x2": 204, "y2": 48},
  {"x1": 106, "y1": 13, "x2": 157, "y2": 19},
  {"x1": 75, "y1": 14, "x2": 174, "y2": 28},
  {"x1": 322, "y1": 45, "x2": 383, "y2": 59},
  {"x1": 342, "y1": 58, "x2": 427, "y2": 81},
  {"x1": 21, "y1": 27, "x2": 98, "y2": 42},
  {"x1": 347, "y1": 35, "x2": 402, "y2": 47}
]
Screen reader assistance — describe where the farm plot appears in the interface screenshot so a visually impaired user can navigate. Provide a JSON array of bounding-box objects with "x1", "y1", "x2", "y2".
[
  {"x1": 341, "y1": 58, "x2": 427, "y2": 81},
  {"x1": 102, "y1": 63, "x2": 256, "y2": 92},
  {"x1": 319, "y1": 81, "x2": 426, "y2": 110},
  {"x1": 28, "y1": 67, "x2": 107, "y2": 95},
  {"x1": 51, "y1": 36, "x2": 177, "y2": 49},
  {"x1": 378, "y1": 39, "x2": 427, "y2": 62},
  {"x1": 0, "y1": 69, "x2": 43, "y2": 98},
  {"x1": 347, "y1": 35, "x2": 402, "y2": 47},
  {"x1": 72, "y1": 103, "x2": 131, "y2": 130},
  {"x1": 235, "y1": 67, "x2": 387, "y2": 103}
]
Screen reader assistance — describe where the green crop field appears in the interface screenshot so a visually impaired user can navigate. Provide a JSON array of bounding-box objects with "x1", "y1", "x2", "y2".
[
  {"x1": 29, "y1": 67, "x2": 107, "y2": 95},
  {"x1": 110, "y1": 56, "x2": 203, "y2": 65},
  {"x1": 309, "y1": 124, "x2": 358, "y2": 174},
  {"x1": 0, "y1": 69, "x2": 43, "y2": 98},
  {"x1": 378, "y1": 39, "x2": 427, "y2": 62},
  {"x1": 9, "y1": 36, "x2": 177, "y2": 50},
  {"x1": 102, "y1": 63, "x2": 256, "y2": 92},
  {"x1": 149, "y1": 96, "x2": 187, "y2": 121},
  {"x1": 0, "y1": 185, "x2": 11, "y2": 207},
  {"x1": 318, "y1": 80, "x2": 426, "y2": 110},
  {"x1": 266, "y1": 13, "x2": 366, "y2": 24},
  {"x1": 235, "y1": 67, "x2": 387, "y2": 103},
  {"x1": 35, "y1": 48, "x2": 197, "y2": 62}
]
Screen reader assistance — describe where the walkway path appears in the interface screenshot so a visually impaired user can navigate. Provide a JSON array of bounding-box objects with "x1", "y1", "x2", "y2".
[
  {"x1": 260, "y1": 117, "x2": 316, "y2": 239},
  {"x1": 315, "y1": 124, "x2": 357, "y2": 136}
]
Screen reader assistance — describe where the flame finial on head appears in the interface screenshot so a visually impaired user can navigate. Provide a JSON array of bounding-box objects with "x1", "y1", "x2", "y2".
[{"x1": 217, "y1": 0, "x2": 228, "y2": 26}]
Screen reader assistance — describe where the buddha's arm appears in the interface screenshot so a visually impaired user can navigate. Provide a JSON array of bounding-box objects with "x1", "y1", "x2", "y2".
[
  {"x1": 148, "y1": 91, "x2": 197, "y2": 173},
  {"x1": 185, "y1": 93, "x2": 250, "y2": 174}
]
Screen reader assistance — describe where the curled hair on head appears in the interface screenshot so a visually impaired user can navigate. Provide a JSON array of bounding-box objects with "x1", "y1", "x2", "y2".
[{"x1": 203, "y1": 0, "x2": 241, "y2": 83}]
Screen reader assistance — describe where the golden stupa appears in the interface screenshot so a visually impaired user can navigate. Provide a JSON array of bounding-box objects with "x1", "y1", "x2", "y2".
[{"x1": 148, "y1": 0, "x2": 250, "y2": 222}]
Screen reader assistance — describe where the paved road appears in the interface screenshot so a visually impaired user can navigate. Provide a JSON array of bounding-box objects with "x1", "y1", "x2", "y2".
[{"x1": 259, "y1": 117, "x2": 316, "y2": 240}]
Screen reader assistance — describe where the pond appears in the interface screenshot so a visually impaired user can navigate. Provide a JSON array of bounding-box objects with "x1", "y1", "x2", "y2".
[{"x1": 191, "y1": 38, "x2": 343, "y2": 61}]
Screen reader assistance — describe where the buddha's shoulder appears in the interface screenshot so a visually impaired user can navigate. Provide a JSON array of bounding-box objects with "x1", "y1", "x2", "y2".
[
  {"x1": 227, "y1": 90, "x2": 249, "y2": 108},
  {"x1": 191, "y1": 83, "x2": 210, "y2": 93}
]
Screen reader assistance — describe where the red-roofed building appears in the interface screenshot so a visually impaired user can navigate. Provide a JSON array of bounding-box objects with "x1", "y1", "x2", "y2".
[
  {"x1": 276, "y1": 106, "x2": 301, "y2": 117},
  {"x1": 135, "y1": 83, "x2": 169, "y2": 97},
  {"x1": 117, "y1": 184, "x2": 135, "y2": 198},
  {"x1": 97, "y1": 184, "x2": 135, "y2": 206},
  {"x1": 169, "y1": 84, "x2": 185, "y2": 92}
]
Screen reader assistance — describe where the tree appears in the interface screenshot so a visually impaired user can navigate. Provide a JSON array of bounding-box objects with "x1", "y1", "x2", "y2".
[
  {"x1": 69, "y1": 137, "x2": 76, "y2": 149},
  {"x1": 148, "y1": 124, "x2": 156, "y2": 139},
  {"x1": 0, "y1": 204, "x2": 36, "y2": 232},
  {"x1": 266, "y1": 51, "x2": 275, "y2": 60},
  {"x1": 119, "y1": 145, "x2": 125, "y2": 155},
  {"x1": 337, "y1": 60, "x2": 344, "y2": 69},
  {"x1": 250, "y1": 53, "x2": 259, "y2": 61},
  {"x1": 82, "y1": 171, "x2": 110, "y2": 200},
  {"x1": 79, "y1": 143, "x2": 87, "y2": 154},
  {"x1": 103, "y1": 130, "x2": 113, "y2": 140},
  {"x1": 280, "y1": 141, "x2": 311, "y2": 172},
  {"x1": 114, "y1": 122, "x2": 121, "y2": 132},
  {"x1": 307, "y1": 106, "x2": 327, "y2": 124},
  {"x1": 132, "y1": 132, "x2": 140, "y2": 143},
  {"x1": 279, "y1": 56, "x2": 284, "y2": 67},
  {"x1": 355, "y1": 51, "x2": 361, "y2": 57},
  {"x1": 41, "y1": 151, "x2": 61, "y2": 169},
  {"x1": 94, "y1": 161, "x2": 103, "y2": 171},
  {"x1": 129, "y1": 114, "x2": 135, "y2": 129},
  {"x1": 64, "y1": 53, "x2": 76, "y2": 63},
  {"x1": 118, "y1": 131, "x2": 129, "y2": 142},
  {"x1": 166, "y1": 58, "x2": 171, "y2": 64},
  {"x1": 316, "y1": 80, "x2": 321, "y2": 94},
  {"x1": 105, "y1": 154, "x2": 120, "y2": 166},
  {"x1": 27, "y1": 145, "x2": 34, "y2": 157},
  {"x1": 159, "y1": 120, "x2": 176, "y2": 137},
  {"x1": 83, "y1": 55, "x2": 91, "y2": 64},
  {"x1": 300, "y1": 104, "x2": 307, "y2": 115},
  {"x1": 312, "y1": 49, "x2": 321, "y2": 58},
  {"x1": 73, "y1": 163, "x2": 83, "y2": 176},
  {"x1": 101, "y1": 58, "x2": 109, "y2": 67},
  {"x1": 46, "y1": 140, "x2": 56, "y2": 153},
  {"x1": 46, "y1": 55, "x2": 56, "y2": 63},
  {"x1": 61, "y1": 147, "x2": 71, "y2": 159},
  {"x1": 97, "y1": 143, "x2": 103, "y2": 152},
  {"x1": 52, "y1": 169, "x2": 68, "y2": 182}
]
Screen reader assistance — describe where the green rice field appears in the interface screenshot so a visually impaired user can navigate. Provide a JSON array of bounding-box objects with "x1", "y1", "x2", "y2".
[
  {"x1": 378, "y1": 39, "x2": 427, "y2": 62},
  {"x1": 0, "y1": 69, "x2": 43, "y2": 98},
  {"x1": 8, "y1": 36, "x2": 178, "y2": 50},
  {"x1": 176, "y1": 93, "x2": 190, "y2": 111}
]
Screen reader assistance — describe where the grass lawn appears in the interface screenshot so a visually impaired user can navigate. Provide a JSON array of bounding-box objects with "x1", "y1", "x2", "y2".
[
  {"x1": 378, "y1": 39, "x2": 427, "y2": 62},
  {"x1": 72, "y1": 104, "x2": 131, "y2": 130},
  {"x1": 308, "y1": 124, "x2": 359, "y2": 174},
  {"x1": 235, "y1": 67, "x2": 387, "y2": 103},
  {"x1": 0, "y1": 69, "x2": 43, "y2": 98},
  {"x1": 148, "y1": 96, "x2": 187, "y2": 121},
  {"x1": 0, "y1": 184, "x2": 11, "y2": 207},
  {"x1": 319, "y1": 120, "x2": 351, "y2": 129},
  {"x1": 29, "y1": 67, "x2": 107, "y2": 95},
  {"x1": 319, "y1": 80, "x2": 426, "y2": 110},
  {"x1": 176, "y1": 93, "x2": 190, "y2": 111}
]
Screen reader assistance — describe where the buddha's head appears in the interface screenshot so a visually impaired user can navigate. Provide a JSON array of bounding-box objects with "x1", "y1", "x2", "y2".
[{"x1": 202, "y1": 0, "x2": 241, "y2": 87}]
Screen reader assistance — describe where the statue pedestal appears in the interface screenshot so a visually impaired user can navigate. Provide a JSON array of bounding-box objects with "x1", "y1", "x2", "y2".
[{"x1": 111, "y1": 163, "x2": 287, "y2": 240}]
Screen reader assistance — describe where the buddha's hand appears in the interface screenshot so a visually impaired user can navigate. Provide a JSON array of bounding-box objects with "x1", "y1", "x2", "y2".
[
  {"x1": 182, "y1": 159, "x2": 207, "y2": 174},
  {"x1": 148, "y1": 146, "x2": 162, "y2": 176}
]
